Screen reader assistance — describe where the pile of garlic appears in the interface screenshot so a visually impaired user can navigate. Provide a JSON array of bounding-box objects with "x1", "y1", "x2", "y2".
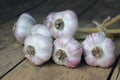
[{"x1": 13, "y1": 10, "x2": 115, "y2": 68}]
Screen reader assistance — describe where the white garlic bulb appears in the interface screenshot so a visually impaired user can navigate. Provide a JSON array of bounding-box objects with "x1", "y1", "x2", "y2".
[
  {"x1": 13, "y1": 13, "x2": 36, "y2": 43},
  {"x1": 45, "y1": 10, "x2": 79, "y2": 38},
  {"x1": 23, "y1": 34, "x2": 52, "y2": 65},
  {"x1": 82, "y1": 33, "x2": 115, "y2": 67},
  {"x1": 31, "y1": 24, "x2": 53, "y2": 42},
  {"x1": 52, "y1": 36, "x2": 82, "y2": 68}
]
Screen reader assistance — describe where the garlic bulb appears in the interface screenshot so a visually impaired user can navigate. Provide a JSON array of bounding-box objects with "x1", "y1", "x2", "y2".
[
  {"x1": 23, "y1": 34, "x2": 52, "y2": 65},
  {"x1": 82, "y1": 33, "x2": 115, "y2": 67},
  {"x1": 13, "y1": 13, "x2": 36, "y2": 43},
  {"x1": 45, "y1": 10, "x2": 79, "y2": 38},
  {"x1": 52, "y1": 36, "x2": 82, "y2": 68},
  {"x1": 31, "y1": 24, "x2": 53, "y2": 42}
]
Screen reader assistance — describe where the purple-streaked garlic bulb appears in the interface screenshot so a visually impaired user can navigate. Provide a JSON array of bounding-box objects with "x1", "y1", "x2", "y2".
[
  {"x1": 45, "y1": 10, "x2": 79, "y2": 38},
  {"x1": 13, "y1": 13, "x2": 36, "y2": 43},
  {"x1": 52, "y1": 36, "x2": 82, "y2": 68},
  {"x1": 23, "y1": 34, "x2": 52, "y2": 65},
  {"x1": 82, "y1": 33, "x2": 115, "y2": 67},
  {"x1": 31, "y1": 24, "x2": 53, "y2": 42}
]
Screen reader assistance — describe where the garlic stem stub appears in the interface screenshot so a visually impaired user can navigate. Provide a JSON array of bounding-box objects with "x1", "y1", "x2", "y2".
[
  {"x1": 45, "y1": 10, "x2": 79, "y2": 38},
  {"x1": 13, "y1": 13, "x2": 36, "y2": 43},
  {"x1": 52, "y1": 36, "x2": 82, "y2": 68},
  {"x1": 23, "y1": 34, "x2": 53, "y2": 65},
  {"x1": 82, "y1": 33, "x2": 115, "y2": 67},
  {"x1": 31, "y1": 24, "x2": 53, "y2": 42}
]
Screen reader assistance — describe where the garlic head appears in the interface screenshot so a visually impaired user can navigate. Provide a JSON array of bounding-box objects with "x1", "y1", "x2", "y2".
[
  {"x1": 23, "y1": 34, "x2": 52, "y2": 65},
  {"x1": 45, "y1": 10, "x2": 79, "y2": 38},
  {"x1": 53, "y1": 36, "x2": 82, "y2": 68},
  {"x1": 82, "y1": 33, "x2": 115, "y2": 67},
  {"x1": 13, "y1": 13, "x2": 36, "y2": 43}
]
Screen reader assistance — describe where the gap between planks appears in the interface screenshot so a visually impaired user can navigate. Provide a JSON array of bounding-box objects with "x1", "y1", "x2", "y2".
[
  {"x1": 106, "y1": 54, "x2": 120, "y2": 80},
  {"x1": 110, "y1": 55, "x2": 120, "y2": 80},
  {"x1": 0, "y1": 58, "x2": 26, "y2": 79}
]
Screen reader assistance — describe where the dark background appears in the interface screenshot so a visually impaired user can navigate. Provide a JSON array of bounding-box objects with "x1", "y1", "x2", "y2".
[
  {"x1": 0, "y1": 0, "x2": 45, "y2": 24},
  {"x1": 0, "y1": 0, "x2": 120, "y2": 25}
]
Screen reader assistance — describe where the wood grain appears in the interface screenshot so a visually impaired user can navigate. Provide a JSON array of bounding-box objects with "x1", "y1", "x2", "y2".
[
  {"x1": 1, "y1": 0, "x2": 120, "y2": 80},
  {"x1": 1, "y1": 59, "x2": 111, "y2": 80},
  {"x1": 0, "y1": 19, "x2": 25, "y2": 78},
  {"x1": 110, "y1": 59, "x2": 120, "y2": 80},
  {"x1": 110, "y1": 39, "x2": 120, "y2": 80}
]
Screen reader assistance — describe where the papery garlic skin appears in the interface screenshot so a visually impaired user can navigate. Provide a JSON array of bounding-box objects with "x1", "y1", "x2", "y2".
[
  {"x1": 13, "y1": 13, "x2": 36, "y2": 43},
  {"x1": 82, "y1": 33, "x2": 115, "y2": 67},
  {"x1": 31, "y1": 24, "x2": 53, "y2": 42},
  {"x1": 45, "y1": 10, "x2": 79, "y2": 38},
  {"x1": 53, "y1": 36, "x2": 82, "y2": 68},
  {"x1": 23, "y1": 34, "x2": 52, "y2": 65}
]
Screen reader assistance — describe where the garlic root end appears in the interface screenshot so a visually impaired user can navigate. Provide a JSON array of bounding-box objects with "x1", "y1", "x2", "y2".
[
  {"x1": 27, "y1": 45, "x2": 35, "y2": 56},
  {"x1": 56, "y1": 49, "x2": 67, "y2": 62}
]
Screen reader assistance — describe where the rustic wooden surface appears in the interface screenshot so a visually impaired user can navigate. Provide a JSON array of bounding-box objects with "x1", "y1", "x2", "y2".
[
  {"x1": 111, "y1": 58, "x2": 120, "y2": 80},
  {"x1": 0, "y1": 0, "x2": 120, "y2": 80},
  {"x1": 0, "y1": 19, "x2": 25, "y2": 77},
  {"x1": 1, "y1": 60, "x2": 111, "y2": 80},
  {"x1": 110, "y1": 39, "x2": 120, "y2": 80}
]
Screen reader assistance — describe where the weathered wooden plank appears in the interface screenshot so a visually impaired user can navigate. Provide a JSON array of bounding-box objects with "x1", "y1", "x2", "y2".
[
  {"x1": 110, "y1": 56, "x2": 120, "y2": 80},
  {"x1": 109, "y1": 38, "x2": 120, "y2": 80},
  {"x1": 0, "y1": 19, "x2": 25, "y2": 78},
  {"x1": 1, "y1": 59, "x2": 111, "y2": 80},
  {"x1": 0, "y1": 0, "x2": 97, "y2": 78}
]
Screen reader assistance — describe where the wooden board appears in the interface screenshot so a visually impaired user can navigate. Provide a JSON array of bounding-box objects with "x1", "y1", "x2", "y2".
[
  {"x1": 110, "y1": 38, "x2": 120, "y2": 80},
  {"x1": 0, "y1": 0, "x2": 120, "y2": 80},
  {"x1": 0, "y1": 19, "x2": 25, "y2": 78},
  {"x1": 1, "y1": 60, "x2": 111, "y2": 80},
  {"x1": 111, "y1": 58, "x2": 120, "y2": 80},
  {"x1": 0, "y1": 0, "x2": 97, "y2": 78}
]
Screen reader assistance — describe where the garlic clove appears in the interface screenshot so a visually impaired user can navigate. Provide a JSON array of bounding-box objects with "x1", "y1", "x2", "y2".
[
  {"x1": 23, "y1": 34, "x2": 52, "y2": 65},
  {"x1": 53, "y1": 36, "x2": 82, "y2": 68},
  {"x1": 82, "y1": 33, "x2": 115, "y2": 67},
  {"x1": 31, "y1": 24, "x2": 53, "y2": 42},
  {"x1": 13, "y1": 13, "x2": 36, "y2": 43},
  {"x1": 45, "y1": 10, "x2": 79, "y2": 38}
]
